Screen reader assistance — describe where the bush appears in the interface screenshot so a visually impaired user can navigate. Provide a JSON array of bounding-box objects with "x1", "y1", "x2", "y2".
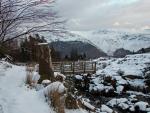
[
  {"x1": 43, "y1": 82, "x2": 66, "y2": 113},
  {"x1": 117, "y1": 69, "x2": 124, "y2": 76},
  {"x1": 104, "y1": 76, "x2": 112, "y2": 83},
  {"x1": 26, "y1": 65, "x2": 40, "y2": 87},
  {"x1": 65, "y1": 93, "x2": 80, "y2": 109}
]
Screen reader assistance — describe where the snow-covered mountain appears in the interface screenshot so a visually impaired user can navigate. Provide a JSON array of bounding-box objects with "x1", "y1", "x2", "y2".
[
  {"x1": 74, "y1": 29, "x2": 150, "y2": 55},
  {"x1": 45, "y1": 29, "x2": 150, "y2": 55}
]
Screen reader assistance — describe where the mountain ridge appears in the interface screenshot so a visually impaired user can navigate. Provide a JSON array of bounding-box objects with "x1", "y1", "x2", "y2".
[{"x1": 44, "y1": 29, "x2": 150, "y2": 55}]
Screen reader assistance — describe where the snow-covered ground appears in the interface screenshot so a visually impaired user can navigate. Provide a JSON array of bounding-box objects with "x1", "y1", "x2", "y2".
[
  {"x1": 0, "y1": 53, "x2": 150, "y2": 113},
  {"x1": 88, "y1": 53, "x2": 150, "y2": 112},
  {"x1": 71, "y1": 53, "x2": 150, "y2": 113},
  {"x1": 92, "y1": 53, "x2": 150, "y2": 90},
  {"x1": 0, "y1": 61, "x2": 89, "y2": 113},
  {"x1": 0, "y1": 61, "x2": 54, "y2": 113}
]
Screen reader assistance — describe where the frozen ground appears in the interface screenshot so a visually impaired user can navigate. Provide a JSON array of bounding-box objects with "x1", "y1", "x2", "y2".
[
  {"x1": 0, "y1": 61, "x2": 53, "y2": 113},
  {"x1": 0, "y1": 61, "x2": 88, "y2": 113},
  {"x1": 0, "y1": 53, "x2": 150, "y2": 113},
  {"x1": 92, "y1": 53, "x2": 150, "y2": 91},
  {"x1": 74, "y1": 53, "x2": 150, "y2": 113}
]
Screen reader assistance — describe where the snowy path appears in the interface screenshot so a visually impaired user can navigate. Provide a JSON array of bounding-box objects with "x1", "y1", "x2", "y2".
[
  {"x1": 0, "y1": 63, "x2": 54, "y2": 113},
  {"x1": 0, "y1": 62, "x2": 89, "y2": 113}
]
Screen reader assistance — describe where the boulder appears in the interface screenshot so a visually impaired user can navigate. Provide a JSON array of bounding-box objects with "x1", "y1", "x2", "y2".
[
  {"x1": 145, "y1": 71, "x2": 150, "y2": 79},
  {"x1": 124, "y1": 75, "x2": 143, "y2": 79}
]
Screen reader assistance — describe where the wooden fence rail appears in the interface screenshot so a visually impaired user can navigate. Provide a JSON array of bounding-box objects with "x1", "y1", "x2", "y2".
[{"x1": 52, "y1": 61, "x2": 96, "y2": 74}]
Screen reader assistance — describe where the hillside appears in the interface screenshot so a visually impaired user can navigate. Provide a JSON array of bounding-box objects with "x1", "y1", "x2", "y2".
[
  {"x1": 45, "y1": 29, "x2": 150, "y2": 55},
  {"x1": 50, "y1": 41, "x2": 107, "y2": 59},
  {"x1": 73, "y1": 53, "x2": 150, "y2": 112},
  {"x1": 73, "y1": 30, "x2": 150, "y2": 55}
]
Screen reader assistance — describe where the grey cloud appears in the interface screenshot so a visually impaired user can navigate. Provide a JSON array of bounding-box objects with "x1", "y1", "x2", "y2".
[{"x1": 55, "y1": 0, "x2": 150, "y2": 31}]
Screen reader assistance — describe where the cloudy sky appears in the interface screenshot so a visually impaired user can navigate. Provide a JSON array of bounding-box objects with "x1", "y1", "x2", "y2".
[{"x1": 55, "y1": 0, "x2": 150, "y2": 31}]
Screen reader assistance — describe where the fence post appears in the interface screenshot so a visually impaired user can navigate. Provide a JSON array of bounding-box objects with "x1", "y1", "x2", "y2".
[
  {"x1": 61, "y1": 62, "x2": 64, "y2": 74},
  {"x1": 82, "y1": 62, "x2": 84, "y2": 73},
  {"x1": 84, "y1": 62, "x2": 86, "y2": 73},
  {"x1": 94, "y1": 62, "x2": 96, "y2": 73},
  {"x1": 73, "y1": 62, "x2": 75, "y2": 74}
]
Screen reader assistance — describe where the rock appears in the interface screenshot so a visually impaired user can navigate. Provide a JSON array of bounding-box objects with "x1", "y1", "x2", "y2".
[
  {"x1": 75, "y1": 75, "x2": 83, "y2": 80},
  {"x1": 145, "y1": 79, "x2": 150, "y2": 86},
  {"x1": 103, "y1": 76, "x2": 117, "y2": 90},
  {"x1": 54, "y1": 72, "x2": 66, "y2": 82},
  {"x1": 129, "y1": 95, "x2": 138, "y2": 103},
  {"x1": 116, "y1": 85, "x2": 124, "y2": 94},
  {"x1": 145, "y1": 71, "x2": 150, "y2": 79},
  {"x1": 118, "y1": 103, "x2": 129, "y2": 110},
  {"x1": 42, "y1": 79, "x2": 51, "y2": 87},
  {"x1": 144, "y1": 86, "x2": 150, "y2": 93},
  {"x1": 65, "y1": 94, "x2": 81, "y2": 109},
  {"x1": 74, "y1": 75, "x2": 84, "y2": 91},
  {"x1": 127, "y1": 84, "x2": 147, "y2": 93},
  {"x1": 124, "y1": 75, "x2": 143, "y2": 79},
  {"x1": 90, "y1": 84, "x2": 116, "y2": 97},
  {"x1": 101, "y1": 104, "x2": 113, "y2": 113},
  {"x1": 104, "y1": 76, "x2": 112, "y2": 83},
  {"x1": 81, "y1": 99, "x2": 96, "y2": 112},
  {"x1": 134, "y1": 101, "x2": 149, "y2": 112},
  {"x1": 107, "y1": 98, "x2": 128, "y2": 107}
]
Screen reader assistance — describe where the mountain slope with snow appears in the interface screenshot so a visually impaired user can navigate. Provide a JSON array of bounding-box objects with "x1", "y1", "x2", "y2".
[
  {"x1": 73, "y1": 30, "x2": 150, "y2": 55},
  {"x1": 46, "y1": 29, "x2": 150, "y2": 55}
]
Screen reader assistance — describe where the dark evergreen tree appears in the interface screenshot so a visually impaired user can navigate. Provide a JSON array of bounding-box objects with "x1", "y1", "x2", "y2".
[
  {"x1": 50, "y1": 45, "x2": 61, "y2": 61},
  {"x1": 19, "y1": 34, "x2": 48, "y2": 62},
  {"x1": 64, "y1": 55, "x2": 69, "y2": 60},
  {"x1": 70, "y1": 48, "x2": 78, "y2": 61},
  {"x1": 20, "y1": 39, "x2": 30, "y2": 62},
  {"x1": 83, "y1": 53, "x2": 86, "y2": 60},
  {"x1": 141, "y1": 48, "x2": 145, "y2": 53}
]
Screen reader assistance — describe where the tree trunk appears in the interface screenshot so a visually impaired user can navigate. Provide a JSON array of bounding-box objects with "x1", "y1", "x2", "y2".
[{"x1": 37, "y1": 43, "x2": 54, "y2": 83}]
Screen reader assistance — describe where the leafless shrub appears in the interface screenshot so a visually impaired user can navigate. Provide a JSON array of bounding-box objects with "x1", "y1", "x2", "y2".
[
  {"x1": 26, "y1": 71, "x2": 33, "y2": 85},
  {"x1": 26, "y1": 65, "x2": 34, "y2": 85},
  {"x1": 44, "y1": 81, "x2": 66, "y2": 113},
  {"x1": 0, "y1": 0, "x2": 66, "y2": 48},
  {"x1": 49, "y1": 90, "x2": 65, "y2": 113},
  {"x1": 26, "y1": 64, "x2": 40, "y2": 87}
]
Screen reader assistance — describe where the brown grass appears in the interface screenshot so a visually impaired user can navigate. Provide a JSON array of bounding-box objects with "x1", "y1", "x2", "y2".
[
  {"x1": 25, "y1": 65, "x2": 35, "y2": 86},
  {"x1": 25, "y1": 72, "x2": 33, "y2": 85},
  {"x1": 48, "y1": 90, "x2": 65, "y2": 113}
]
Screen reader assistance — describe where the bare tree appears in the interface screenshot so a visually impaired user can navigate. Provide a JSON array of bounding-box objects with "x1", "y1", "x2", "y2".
[{"x1": 0, "y1": 0, "x2": 65, "y2": 45}]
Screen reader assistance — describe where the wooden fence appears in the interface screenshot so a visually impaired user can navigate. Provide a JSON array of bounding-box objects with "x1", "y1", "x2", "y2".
[{"x1": 52, "y1": 61, "x2": 96, "y2": 74}]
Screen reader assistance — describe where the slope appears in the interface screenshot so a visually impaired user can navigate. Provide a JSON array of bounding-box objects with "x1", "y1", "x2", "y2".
[
  {"x1": 0, "y1": 62, "x2": 54, "y2": 113},
  {"x1": 45, "y1": 29, "x2": 150, "y2": 55},
  {"x1": 0, "y1": 61, "x2": 90, "y2": 113}
]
